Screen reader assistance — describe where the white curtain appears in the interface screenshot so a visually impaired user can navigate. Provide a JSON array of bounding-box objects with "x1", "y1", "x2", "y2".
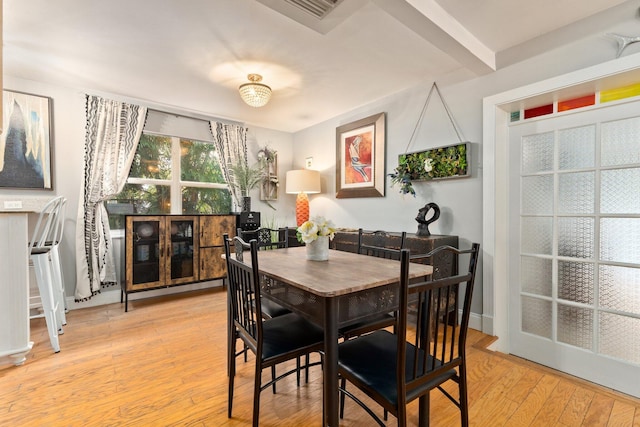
[
  {"x1": 74, "y1": 95, "x2": 147, "y2": 301},
  {"x1": 210, "y1": 121, "x2": 248, "y2": 211}
]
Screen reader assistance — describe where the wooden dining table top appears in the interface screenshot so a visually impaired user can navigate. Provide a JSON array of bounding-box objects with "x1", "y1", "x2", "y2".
[{"x1": 252, "y1": 246, "x2": 433, "y2": 297}]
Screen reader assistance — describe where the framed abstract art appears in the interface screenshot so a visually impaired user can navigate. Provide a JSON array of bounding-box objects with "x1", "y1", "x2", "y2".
[{"x1": 0, "y1": 90, "x2": 53, "y2": 190}]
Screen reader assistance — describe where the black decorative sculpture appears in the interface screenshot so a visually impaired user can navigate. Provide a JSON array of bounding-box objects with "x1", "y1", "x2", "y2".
[{"x1": 415, "y1": 202, "x2": 440, "y2": 236}]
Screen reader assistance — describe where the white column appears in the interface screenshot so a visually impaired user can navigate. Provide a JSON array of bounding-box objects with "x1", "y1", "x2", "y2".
[{"x1": 0, "y1": 212, "x2": 33, "y2": 365}]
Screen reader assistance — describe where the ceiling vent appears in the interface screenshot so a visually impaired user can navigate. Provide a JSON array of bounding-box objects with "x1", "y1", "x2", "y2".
[
  {"x1": 256, "y1": 0, "x2": 363, "y2": 34},
  {"x1": 284, "y1": 0, "x2": 343, "y2": 19}
]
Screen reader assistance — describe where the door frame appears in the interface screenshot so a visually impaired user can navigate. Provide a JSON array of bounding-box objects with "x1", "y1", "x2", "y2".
[{"x1": 482, "y1": 52, "x2": 640, "y2": 352}]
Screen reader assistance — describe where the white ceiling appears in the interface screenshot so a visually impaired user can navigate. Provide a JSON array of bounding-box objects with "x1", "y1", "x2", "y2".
[{"x1": 3, "y1": 0, "x2": 634, "y2": 132}]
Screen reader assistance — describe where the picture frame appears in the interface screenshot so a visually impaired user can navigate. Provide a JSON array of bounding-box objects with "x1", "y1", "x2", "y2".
[
  {"x1": 259, "y1": 152, "x2": 278, "y2": 201},
  {"x1": 0, "y1": 90, "x2": 54, "y2": 190},
  {"x1": 335, "y1": 112, "x2": 385, "y2": 198}
]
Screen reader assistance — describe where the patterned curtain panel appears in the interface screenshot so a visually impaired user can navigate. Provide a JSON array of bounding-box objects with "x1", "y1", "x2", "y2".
[
  {"x1": 74, "y1": 95, "x2": 147, "y2": 301},
  {"x1": 210, "y1": 121, "x2": 248, "y2": 210}
]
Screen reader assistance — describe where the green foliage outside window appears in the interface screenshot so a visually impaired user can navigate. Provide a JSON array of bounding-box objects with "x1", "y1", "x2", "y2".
[
  {"x1": 108, "y1": 134, "x2": 231, "y2": 229},
  {"x1": 180, "y1": 139, "x2": 226, "y2": 184},
  {"x1": 182, "y1": 187, "x2": 231, "y2": 214},
  {"x1": 129, "y1": 134, "x2": 172, "y2": 179}
]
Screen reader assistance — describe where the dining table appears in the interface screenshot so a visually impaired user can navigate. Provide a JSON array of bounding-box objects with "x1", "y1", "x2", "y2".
[{"x1": 252, "y1": 246, "x2": 433, "y2": 426}]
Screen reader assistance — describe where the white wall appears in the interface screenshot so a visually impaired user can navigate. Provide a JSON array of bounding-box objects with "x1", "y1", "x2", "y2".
[{"x1": 245, "y1": 126, "x2": 297, "y2": 227}]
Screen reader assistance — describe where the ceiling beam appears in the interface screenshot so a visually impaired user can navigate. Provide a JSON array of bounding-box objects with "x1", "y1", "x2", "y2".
[{"x1": 373, "y1": 0, "x2": 496, "y2": 75}]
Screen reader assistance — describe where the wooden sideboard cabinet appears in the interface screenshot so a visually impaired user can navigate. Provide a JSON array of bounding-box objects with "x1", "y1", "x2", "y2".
[
  {"x1": 123, "y1": 214, "x2": 236, "y2": 311},
  {"x1": 330, "y1": 230, "x2": 459, "y2": 279}
]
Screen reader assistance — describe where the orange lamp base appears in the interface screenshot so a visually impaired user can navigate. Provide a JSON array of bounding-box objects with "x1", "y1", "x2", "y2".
[{"x1": 295, "y1": 192, "x2": 310, "y2": 227}]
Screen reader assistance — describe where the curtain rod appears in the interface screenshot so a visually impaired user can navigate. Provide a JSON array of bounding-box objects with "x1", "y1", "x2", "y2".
[
  {"x1": 82, "y1": 87, "x2": 243, "y2": 127},
  {"x1": 147, "y1": 107, "x2": 242, "y2": 127}
]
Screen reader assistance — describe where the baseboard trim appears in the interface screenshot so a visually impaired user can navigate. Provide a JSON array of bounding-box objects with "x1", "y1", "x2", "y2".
[
  {"x1": 469, "y1": 312, "x2": 482, "y2": 331},
  {"x1": 67, "y1": 280, "x2": 224, "y2": 311}
]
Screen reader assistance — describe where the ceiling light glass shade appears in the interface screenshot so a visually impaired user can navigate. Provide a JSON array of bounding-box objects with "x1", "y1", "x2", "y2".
[{"x1": 238, "y1": 74, "x2": 272, "y2": 107}]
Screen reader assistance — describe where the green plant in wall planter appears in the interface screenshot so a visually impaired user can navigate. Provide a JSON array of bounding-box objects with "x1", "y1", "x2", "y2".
[{"x1": 389, "y1": 142, "x2": 469, "y2": 196}]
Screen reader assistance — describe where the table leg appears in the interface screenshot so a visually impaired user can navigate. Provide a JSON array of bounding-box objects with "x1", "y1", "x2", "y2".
[{"x1": 323, "y1": 297, "x2": 338, "y2": 426}]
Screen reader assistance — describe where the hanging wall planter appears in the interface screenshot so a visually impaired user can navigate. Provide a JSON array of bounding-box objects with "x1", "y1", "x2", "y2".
[
  {"x1": 389, "y1": 142, "x2": 470, "y2": 195},
  {"x1": 389, "y1": 82, "x2": 471, "y2": 196}
]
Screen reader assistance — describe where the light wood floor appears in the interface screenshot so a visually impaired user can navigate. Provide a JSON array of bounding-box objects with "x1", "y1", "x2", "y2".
[{"x1": 2, "y1": 287, "x2": 639, "y2": 426}]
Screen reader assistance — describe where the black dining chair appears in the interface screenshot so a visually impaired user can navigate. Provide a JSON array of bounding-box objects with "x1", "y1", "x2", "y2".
[
  {"x1": 224, "y1": 234, "x2": 324, "y2": 427},
  {"x1": 357, "y1": 228, "x2": 407, "y2": 259},
  {"x1": 337, "y1": 229, "x2": 407, "y2": 340},
  {"x1": 337, "y1": 243, "x2": 480, "y2": 426},
  {"x1": 235, "y1": 227, "x2": 298, "y2": 388},
  {"x1": 238, "y1": 226, "x2": 289, "y2": 251},
  {"x1": 237, "y1": 227, "x2": 291, "y2": 319}
]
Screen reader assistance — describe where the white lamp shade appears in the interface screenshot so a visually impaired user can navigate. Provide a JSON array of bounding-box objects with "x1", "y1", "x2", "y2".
[{"x1": 286, "y1": 169, "x2": 321, "y2": 194}]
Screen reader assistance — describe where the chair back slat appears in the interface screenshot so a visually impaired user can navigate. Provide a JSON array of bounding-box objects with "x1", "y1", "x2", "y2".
[
  {"x1": 237, "y1": 227, "x2": 289, "y2": 250},
  {"x1": 357, "y1": 229, "x2": 406, "y2": 260},
  {"x1": 224, "y1": 234, "x2": 263, "y2": 353},
  {"x1": 30, "y1": 196, "x2": 65, "y2": 251},
  {"x1": 398, "y1": 243, "x2": 480, "y2": 400}
]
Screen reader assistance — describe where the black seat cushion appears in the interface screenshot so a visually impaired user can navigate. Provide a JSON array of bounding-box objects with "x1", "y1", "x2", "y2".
[
  {"x1": 261, "y1": 298, "x2": 292, "y2": 319},
  {"x1": 31, "y1": 247, "x2": 52, "y2": 255},
  {"x1": 262, "y1": 313, "x2": 324, "y2": 360},
  {"x1": 338, "y1": 313, "x2": 395, "y2": 338},
  {"x1": 338, "y1": 330, "x2": 457, "y2": 406}
]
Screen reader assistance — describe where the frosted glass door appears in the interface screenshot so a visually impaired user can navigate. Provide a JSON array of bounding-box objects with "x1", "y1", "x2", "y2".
[{"x1": 508, "y1": 101, "x2": 640, "y2": 398}]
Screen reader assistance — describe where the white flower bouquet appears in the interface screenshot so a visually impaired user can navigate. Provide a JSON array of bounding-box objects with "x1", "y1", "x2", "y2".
[{"x1": 296, "y1": 216, "x2": 336, "y2": 244}]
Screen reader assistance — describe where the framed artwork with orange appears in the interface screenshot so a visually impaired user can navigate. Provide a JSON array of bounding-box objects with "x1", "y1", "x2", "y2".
[{"x1": 335, "y1": 112, "x2": 385, "y2": 198}]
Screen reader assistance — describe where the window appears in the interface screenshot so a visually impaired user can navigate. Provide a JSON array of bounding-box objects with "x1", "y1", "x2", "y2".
[{"x1": 107, "y1": 133, "x2": 231, "y2": 229}]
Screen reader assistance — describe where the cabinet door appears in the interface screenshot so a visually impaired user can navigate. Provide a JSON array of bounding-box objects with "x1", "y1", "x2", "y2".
[
  {"x1": 165, "y1": 216, "x2": 199, "y2": 285},
  {"x1": 126, "y1": 216, "x2": 164, "y2": 291},
  {"x1": 199, "y1": 215, "x2": 236, "y2": 280},
  {"x1": 200, "y1": 215, "x2": 236, "y2": 247},
  {"x1": 200, "y1": 247, "x2": 227, "y2": 280}
]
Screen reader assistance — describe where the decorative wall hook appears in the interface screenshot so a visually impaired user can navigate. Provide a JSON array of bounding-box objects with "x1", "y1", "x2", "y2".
[
  {"x1": 606, "y1": 6, "x2": 640, "y2": 58},
  {"x1": 607, "y1": 33, "x2": 640, "y2": 58}
]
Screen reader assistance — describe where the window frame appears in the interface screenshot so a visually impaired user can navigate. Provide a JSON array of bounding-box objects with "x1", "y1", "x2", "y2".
[{"x1": 109, "y1": 131, "x2": 230, "y2": 231}]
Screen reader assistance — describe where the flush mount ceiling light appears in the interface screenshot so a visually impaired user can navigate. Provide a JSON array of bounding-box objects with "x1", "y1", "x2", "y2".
[{"x1": 238, "y1": 73, "x2": 272, "y2": 107}]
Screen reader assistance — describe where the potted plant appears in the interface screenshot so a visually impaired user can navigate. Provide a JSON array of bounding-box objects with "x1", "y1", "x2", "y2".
[{"x1": 230, "y1": 161, "x2": 266, "y2": 211}]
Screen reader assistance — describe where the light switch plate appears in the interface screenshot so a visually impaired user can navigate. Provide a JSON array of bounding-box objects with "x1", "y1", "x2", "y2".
[{"x1": 3, "y1": 201, "x2": 23, "y2": 209}]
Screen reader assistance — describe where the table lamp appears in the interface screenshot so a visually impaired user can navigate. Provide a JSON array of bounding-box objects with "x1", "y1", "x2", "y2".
[{"x1": 286, "y1": 169, "x2": 321, "y2": 226}]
